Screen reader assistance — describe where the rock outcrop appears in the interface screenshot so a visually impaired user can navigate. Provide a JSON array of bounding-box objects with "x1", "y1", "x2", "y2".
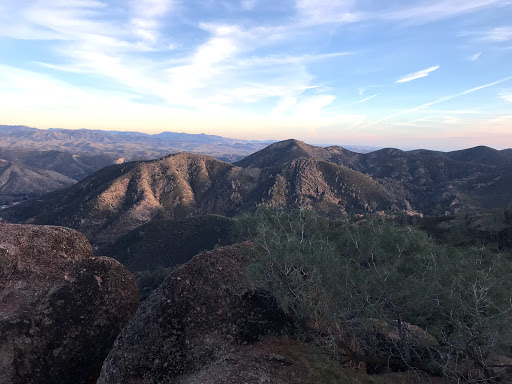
[
  {"x1": 98, "y1": 242, "x2": 307, "y2": 383},
  {"x1": 0, "y1": 223, "x2": 139, "y2": 384}
]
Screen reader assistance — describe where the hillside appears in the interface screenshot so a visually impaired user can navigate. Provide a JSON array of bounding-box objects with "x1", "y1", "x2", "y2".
[
  {"x1": 100, "y1": 214, "x2": 235, "y2": 272},
  {"x1": 1, "y1": 151, "x2": 395, "y2": 244},
  {"x1": 235, "y1": 139, "x2": 361, "y2": 169},
  {"x1": 100, "y1": 214, "x2": 237, "y2": 299},
  {"x1": 0, "y1": 160, "x2": 76, "y2": 205},
  {"x1": 237, "y1": 140, "x2": 512, "y2": 213},
  {"x1": 3, "y1": 139, "x2": 510, "y2": 244},
  {"x1": 444, "y1": 145, "x2": 512, "y2": 165},
  {"x1": 502, "y1": 148, "x2": 512, "y2": 157},
  {"x1": 0, "y1": 147, "x2": 116, "y2": 180},
  {"x1": 0, "y1": 147, "x2": 118, "y2": 206}
]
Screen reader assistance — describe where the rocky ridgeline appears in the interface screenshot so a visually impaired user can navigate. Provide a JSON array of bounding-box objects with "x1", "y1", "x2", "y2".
[{"x1": 0, "y1": 223, "x2": 139, "y2": 383}]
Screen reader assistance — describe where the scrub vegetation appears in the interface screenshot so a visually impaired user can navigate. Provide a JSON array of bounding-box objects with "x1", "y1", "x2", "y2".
[{"x1": 235, "y1": 208, "x2": 512, "y2": 382}]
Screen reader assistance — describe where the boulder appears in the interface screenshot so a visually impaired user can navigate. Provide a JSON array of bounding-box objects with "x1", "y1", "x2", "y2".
[
  {"x1": 98, "y1": 242, "x2": 302, "y2": 383},
  {"x1": 0, "y1": 223, "x2": 139, "y2": 384}
]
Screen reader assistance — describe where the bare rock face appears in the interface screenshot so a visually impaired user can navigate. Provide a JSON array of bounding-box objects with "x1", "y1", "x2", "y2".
[
  {"x1": 0, "y1": 223, "x2": 139, "y2": 384},
  {"x1": 98, "y1": 243, "x2": 300, "y2": 384}
]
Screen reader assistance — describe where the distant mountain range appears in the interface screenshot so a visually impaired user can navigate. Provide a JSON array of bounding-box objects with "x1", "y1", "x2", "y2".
[
  {"x1": 3, "y1": 138, "x2": 511, "y2": 245},
  {"x1": 0, "y1": 125, "x2": 273, "y2": 162},
  {"x1": 0, "y1": 125, "x2": 380, "y2": 206},
  {"x1": 0, "y1": 125, "x2": 379, "y2": 161}
]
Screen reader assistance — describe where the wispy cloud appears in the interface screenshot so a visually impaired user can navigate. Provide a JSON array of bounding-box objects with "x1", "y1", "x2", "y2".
[
  {"x1": 395, "y1": 66, "x2": 440, "y2": 83},
  {"x1": 3, "y1": 2, "x2": 338, "y2": 113},
  {"x1": 130, "y1": 0, "x2": 173, "y2": 46},
  {"x1": 295, "y1": 0, "x2": 362, "y2": 25},
  {"x1": 501, "y1": 91, "x2": 512, "y2": 102},
  {"x1": 469, "y1": 52, "x2": 482, "y2": 61},
  {"x1": 481, "y1": 26, "x2": 512, "y2": 42},
  {"x1": 380, "y1": 0, "x2": 510, "y2": 24},
  {"x1": 325, "y1": 94, "x2": 379, "y2": 111},
  {"x1": 236, "y1": 52, "x2": 352, "y2": 67},
  {"x1": 366, "y1": 76, "x2": 512, "y2": 126},
  {"x1": 295, "y1": 0, "x2": 511, "y2": 26}
]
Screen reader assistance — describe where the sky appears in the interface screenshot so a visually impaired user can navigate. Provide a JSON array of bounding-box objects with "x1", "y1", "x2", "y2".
[{"x1": 0, "y1": 0, "x2": 511, "y2": 150}]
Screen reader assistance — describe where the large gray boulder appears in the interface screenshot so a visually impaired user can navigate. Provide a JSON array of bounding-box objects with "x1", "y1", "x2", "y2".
[
  {"x1": 98, "y1": 242, "x2": 301, "y2": 383},
  {"x1": 0, "y1": 223, "x2": 139, "y2": 383}
]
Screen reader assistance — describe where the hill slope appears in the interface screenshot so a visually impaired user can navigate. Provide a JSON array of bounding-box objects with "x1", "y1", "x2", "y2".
[
  {"x1": 0, "y1": 160, "x2": 76, "y2": 205},
  {"x1": 502, "y1": 148, "x2": 512, "y2": 157},
  {"x1": 2, "y1": 151, "x2": 395, "y2": 244},
  {"x1": 235, "y1": 139, "x2": 361, "y2": 169},
  {"x1": 444, "y1": 145, "x2": 512, "y2": 165},
  {"x1": 100, "y1": 215, "x2": 235, "y2": 272},
  {"x1": 237, "y1": 141, "x2": 512, "y2": 213},
  {"x1": 4, "y1": 139, "x2": 509, "y2": 245},
  {"x1": 0, "y1": 147, "x2": 115, "y2": 180}
]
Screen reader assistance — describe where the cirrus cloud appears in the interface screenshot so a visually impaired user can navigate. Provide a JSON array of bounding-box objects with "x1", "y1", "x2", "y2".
[{"x1": 395, "y1": 66, "x2": 440, "y2": 83}]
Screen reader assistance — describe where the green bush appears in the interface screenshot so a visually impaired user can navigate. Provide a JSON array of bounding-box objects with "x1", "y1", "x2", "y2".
[
  {"x1": 134, "y1": 265, "x2": 176, "y2": 300},
  {"x1": 235, "y1": 208, "x2": 512, "y2": 382}
]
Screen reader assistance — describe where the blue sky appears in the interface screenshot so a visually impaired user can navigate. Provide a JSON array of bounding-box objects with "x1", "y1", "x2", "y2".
[{"x1": 0, "y1": 0, "x2": 511, "y2": 150}]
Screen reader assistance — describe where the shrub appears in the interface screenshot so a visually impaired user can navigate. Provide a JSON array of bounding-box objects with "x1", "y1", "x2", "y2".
[{"x1": 235, "y1": 208, "x2": 512, "y2": 382}]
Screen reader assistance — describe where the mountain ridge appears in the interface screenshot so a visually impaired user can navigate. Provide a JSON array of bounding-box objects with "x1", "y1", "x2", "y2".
[
  {"x1": 237, "y1": 140, "x2": 512, "y2": 212},
  {"x1": 3, "y1": 139, "x2": 511, "y2": 245},
  {"x1": 1, "y1": 149, "x2": 396, "y2": 244},
  {"x1": 0, "y1": 125, "x2": 380, "y2": 162}
]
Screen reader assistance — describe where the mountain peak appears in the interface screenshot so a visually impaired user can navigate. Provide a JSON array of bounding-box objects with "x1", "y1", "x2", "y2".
[
  {"x1": 234, "y1": 139, "x2": 321, "y2": 168},
  {"x1": 446, "y1": 145, "x2": 512, "y2": 165}
]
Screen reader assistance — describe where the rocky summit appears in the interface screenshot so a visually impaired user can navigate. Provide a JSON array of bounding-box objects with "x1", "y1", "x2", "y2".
[{"x1": 0, "y1": 223, "x2": 139, "y2": 384}]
